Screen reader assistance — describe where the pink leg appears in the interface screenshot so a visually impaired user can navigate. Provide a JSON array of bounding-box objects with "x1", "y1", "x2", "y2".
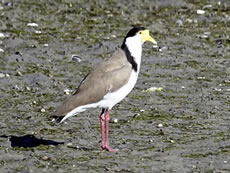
[
  {"x1": 100, "y1": 110, "x2": 106, "y2": 149},
  {"x1": 104, "y1": 109, "x2": 119, "y2": 152}
]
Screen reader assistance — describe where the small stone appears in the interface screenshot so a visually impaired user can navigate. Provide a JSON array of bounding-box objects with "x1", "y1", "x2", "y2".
[
  {"x1": 224, "y1": 160, "x2": 227, "y2": 164},
  {"x1": 153, "y1": 45, "x2": 158, "y2": 49},
  {"x1": 204, "y1": 32, "x2": 211, "y2": 35},
  {"x1": 214, "y1": 88, "x2": 222, "y2": 92},
  {"x1": 64, "y1": 89, "x2": 72, "y2": 95},
  {"x1": 193, "y1": 19, "x2": 198, "y2": 23},
  {"x1": 159, "y1": 46, "x2": 168, "y2": 52},
  {"x1": 42, "y1": 156, "x2": 49, "y2": 161},
  {"x1": 113, "y1": 118, "x2": 118, "y2": 123},
  {"x1": 143, "y1": 87, "x2": 163, "y2": 93},
  {"x1": 41, "y1": 108, "x2": 46, "y2": 113},
  {"x1": 5, "y1": 74, "x2": 10, "y2": 77},
  {"x1": 197, "y1": 76, "x2": 205, "y2": 80},
  {"x1": 27, "y1": 23, "x2": 39, "y2": 27},
  {"x1": 176, "y1": 19, "x2": 183, "y2": 26},
  {"x1": 0, "y1": 48, "x2": 4, "y2": 52},
  {"x1": 170, "y1": 139, "x2": 174, "y2": 143},
  {"x1": 181, "y1": 86, "x2": 185, "y2": 89},
  {"x1": 16, "y1": 71, "x2": 22, "y2": 76},
  {"x1": 203, "y1": 4, "x2": 212, "y2": 9},
  {"x1": 72, "y1": 55, "x2": 82, "y2": 62},
  {"x1": 67, "y1": 143, "x2": 73, "y2": 147},
  {"x1": 35, "y1": 30, "x2": 42, "y2": 34},
  {"x1": 197, "y1": 9, "x2": 205, "y2": 15},
  {"x1": 158, "y1": 123, "x2": 163, "y2": 128},
  {"x1": 140, "y1": 109, "x2": 145, "y2": 112},
  {"x1": 0, "y1": 33, "x2": 7, "y2": 38},
  {"x1": 0, "y1": 73, "x2": 5, "y2": 78},
  {"x1": 43, "y1": 43, "x2": 49, "y2": 47},
  {"x1": 25, "y1": 86, "x2": 31, "y2": 91},
  {"x1": 200, "y1": 34, "x2": 209, "y2": 39},
  {"x1": 186, "y1": 18, "x2": 193, "y2": 23}
]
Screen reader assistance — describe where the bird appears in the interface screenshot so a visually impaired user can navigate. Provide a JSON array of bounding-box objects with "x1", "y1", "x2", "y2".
[{"x1": 52, "y1": 27, "x2": 157, "y2": 152}]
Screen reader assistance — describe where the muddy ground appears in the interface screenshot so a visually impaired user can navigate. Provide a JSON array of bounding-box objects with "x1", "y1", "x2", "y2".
[{"x1": 0, "y1": 0, "x2": 230, "y2": 172}]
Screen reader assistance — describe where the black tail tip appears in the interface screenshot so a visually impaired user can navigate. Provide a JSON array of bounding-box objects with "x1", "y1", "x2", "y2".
[{"x1": 50, "y1": 115, "x2": 64, "y2": 124}]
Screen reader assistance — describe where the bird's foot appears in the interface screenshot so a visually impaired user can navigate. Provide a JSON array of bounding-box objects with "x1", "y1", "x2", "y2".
[{"x1": 101, "y1": 145, "x2": 119, "y2": 152}]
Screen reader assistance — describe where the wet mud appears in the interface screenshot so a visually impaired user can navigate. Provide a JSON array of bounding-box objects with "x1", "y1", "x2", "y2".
[{"x1": 0, "y1": 0, "x2": 230, "y2": 172}]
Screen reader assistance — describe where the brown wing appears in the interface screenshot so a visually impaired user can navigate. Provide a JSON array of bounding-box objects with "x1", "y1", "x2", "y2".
[{"x1": 52, "y1": 49, "x2": 132, "y2": 116}]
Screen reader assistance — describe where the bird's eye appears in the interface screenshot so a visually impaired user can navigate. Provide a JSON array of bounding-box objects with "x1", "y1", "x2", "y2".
[{"x1": 139, "y1": 31, "x2": 142, "y2": 34}]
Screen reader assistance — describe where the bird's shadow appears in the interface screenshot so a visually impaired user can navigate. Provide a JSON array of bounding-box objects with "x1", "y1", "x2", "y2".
[{"x1": 0, "y1": 134, "x2": 64, "y2": 148}]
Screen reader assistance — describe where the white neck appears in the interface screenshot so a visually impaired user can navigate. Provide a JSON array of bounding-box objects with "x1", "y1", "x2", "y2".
[{"x1": 125, "y1": 36, "x2": 143, "y2": 72}]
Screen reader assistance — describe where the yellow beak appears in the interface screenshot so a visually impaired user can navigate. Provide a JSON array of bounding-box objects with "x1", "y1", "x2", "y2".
[{"x1": 141, "y1": 30, "x2": 157, "y2": 44}]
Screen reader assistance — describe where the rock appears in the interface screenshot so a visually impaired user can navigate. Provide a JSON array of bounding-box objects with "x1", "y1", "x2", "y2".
[{"x1": 0, "y1": 73, "x2": 5, "y2": 78}]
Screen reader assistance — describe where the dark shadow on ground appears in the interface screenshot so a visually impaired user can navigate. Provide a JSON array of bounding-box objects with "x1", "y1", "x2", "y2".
[{"x1": 0, "y1": 134, "x2": 64, "y2": 147}]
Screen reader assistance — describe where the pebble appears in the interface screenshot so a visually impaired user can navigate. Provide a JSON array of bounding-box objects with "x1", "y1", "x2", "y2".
[
  {"x1": 192, "y1": 165, "x2": 197, "y2": 169},
  {"x1": 41, "y1": 108, "x2": 46, "y2": 113},
  {"x1": 72, "y1": 55, "x2": 82, "y2": 62},
  {"x1": 64, "y1": 89, "x2": 72, "y2": 95},
  {"x1": 0, "y1": 48, "x2": 4, "y2": 52},
  {"x1": 159, "y1": 46, "x2": 168, "y2": 52},
  {"x1": 67, "y1": 142, "x2": 73, "y2": 147},
  {"x1": 197, "y1": 76, "x2": 205, "y2": 80},
  {"x1": 25, "y1": 86, "x2": 31, "y2": 91},
  {"x1": 42, "y1": 156, "x2": 49, "y2": 161},
  {"x1": 113, "y1": 118, "x2": 118, "y2": 123},
  {"x1": 0, "y1": 33, "x2": 6, "y2": 38},
  {"x1": 200, "y1": 32, "x2": 211, "y2": 39},
  {"x1": 0, "y1": 72, "x2": 6, "y2": 78},
  {"x1": 149, "y1": 139, "x2": 153, "y2": 143},
  {"x1": 186, "y1": 18, "x2": 193, "y2": 23},
  {"x1": 157, "y1": 123, "x2": 163, "y2": 128},
  {"x1": 27, "y1": 23, "x2": 39, "y2": 27},
  {"x1": 144, "y1": 87, "x2": 163, "y2": 93},
  {"x1": 197, "y1": 9, "x2": 205, "y2": 15},
  {"x1": 35, "y1": 30, "x2": 42, "y2": 34},
  {"x1": 214, "y1": 88, "x2": 222, "y2": 92},
  {"x1": 14, "y1": 85, "x2": 20, "y2": 90},
  {"x1": 203, "y1": 4, "x2": 212, "y2": 9},
  {"x1": 200, "y1": 34, "x2": 209, "y2": 39},
  {"x1": 176, "y1": 19, "x2": 183, "y2": 26},
  {"x1": 153, "y1": 45, "x2": 158, "y2": 49},
  {"x1": 16, "y1": 71, "x2": 22, "y2": 76},
  {"x1": 43, "y1": 43, "x2": 49, "y2": 47}
]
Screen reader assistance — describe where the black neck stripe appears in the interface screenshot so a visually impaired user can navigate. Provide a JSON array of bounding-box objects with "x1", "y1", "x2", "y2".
[{"x1": 121, "y1": 43, "x2": 138, "y2": 72}]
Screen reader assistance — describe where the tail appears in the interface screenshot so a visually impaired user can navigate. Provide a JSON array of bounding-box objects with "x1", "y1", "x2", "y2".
[
  {"x1": 51, "y1": 108, "x2": 79, "y2": 124},
  {"x1": 51, "y1": 115, "x2": 65, "y2": 124}
]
